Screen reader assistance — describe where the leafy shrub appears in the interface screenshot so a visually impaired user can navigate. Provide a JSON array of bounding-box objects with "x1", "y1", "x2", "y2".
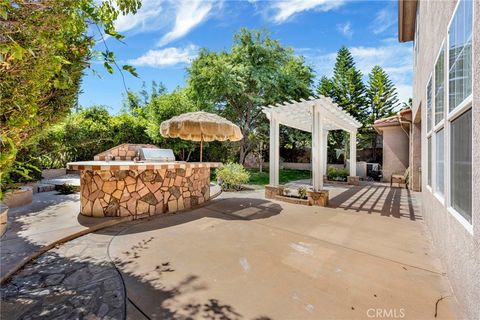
[
  {"x1": 297, "y1": 186, "x2": 308, "y2": 199},
  {"x1": 57, "y1": 183, "x2": 76, "y2": 195},
  {"x1": 327, "y1": 167, "x2": 348, "y2": 182},
  {"x1": 0, "y1": 161, "x2": 42, "y2": 199},
  {"x1": 215, "y1": 163, "x2": 250, "y2": 191}
]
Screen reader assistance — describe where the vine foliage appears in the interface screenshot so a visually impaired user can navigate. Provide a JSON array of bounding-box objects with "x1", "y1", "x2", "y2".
[{"x1": 0, "y1": 0, "x2": 141, "y2": 193}]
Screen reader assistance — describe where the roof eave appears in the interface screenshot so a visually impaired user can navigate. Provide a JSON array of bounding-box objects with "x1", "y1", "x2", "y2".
[{"x1": 398, "y1": 0, "x2": 418, "y2": 42}]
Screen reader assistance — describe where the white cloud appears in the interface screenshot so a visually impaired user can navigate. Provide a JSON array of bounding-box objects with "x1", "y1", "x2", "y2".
[
  {"x1": 108, "y1": 0, "x2": 220, "y2": 47},
  {"x1": 371, "y1": 5, "x2": 397, "y2": 35},
  {"x1": 395, "y1": 84, "x2": 412, "y2": 106},
  {"x1": 270, "y1": 0, "x2": 346, "y2": 23},
  {"x1": 114, "y1": 0, "x2": 165, "y2": 33},
  {"x1": 128, "y1": 44, "x2": 198, "y2": 68},
  {"x1": 349, "y1": 45, "x2": 412, "y2": 84},
  {"x1": 298, "y1": 41, "x2": 413, "y2": 104},
  {"x1": 336, "y1": 22, "x2": 353, "y2": 38},
  {"x1": 157, "y1": 0, "x2": 215, "y2": 47}
]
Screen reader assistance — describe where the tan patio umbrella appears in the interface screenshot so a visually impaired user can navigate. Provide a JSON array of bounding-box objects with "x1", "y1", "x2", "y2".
[{"x1": 160, "y1": 111, "x2": 243, "y2": 161}]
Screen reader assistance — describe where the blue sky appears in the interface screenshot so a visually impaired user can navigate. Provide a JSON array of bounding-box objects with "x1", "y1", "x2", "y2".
[{"x1": 80, "y1": 0, "x2": 413, "y2": 113}]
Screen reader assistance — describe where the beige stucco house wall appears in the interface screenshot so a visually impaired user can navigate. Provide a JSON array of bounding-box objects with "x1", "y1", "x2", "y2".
[
  {"x1": 374, "y1": 113, "x2": 410, "y2": 183},
  {"x1": 399, "y1": 0, "x2": 479, "y2": 319}
]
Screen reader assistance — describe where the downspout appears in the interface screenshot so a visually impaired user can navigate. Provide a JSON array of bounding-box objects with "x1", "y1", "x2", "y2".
[{"x1": 399, "y1": 116, "x2": 411, "y2": 137}]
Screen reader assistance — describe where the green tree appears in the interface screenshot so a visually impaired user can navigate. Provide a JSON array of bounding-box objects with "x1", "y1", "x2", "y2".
[
  {"x1": 145, "y1": 89, "x2": 200, "y2": 161},
  {"x1": 14, "y1": 105, "x2": 155, "y2": 170},
  {"x1": 0, "y1": 0, "x2": 142, "y2": 191},
  {"x1": 317, "y1": 76, "x2": 335, "y2": 100},
  {"x1": 327, "y1": 46, "x2": 367, "y2": 121},
  {"x1": 188, "y1": 28, "x2": 314, "y2": 164},
  {"x1": 364, "y1": 65, "x2": 399, "y2": 161},
  {"x1": 111, "y1": 113, "x2": 152, "y2": 146},
  {"x1": 366, "y1": 66, "x2": 398, "y2": 124},
  {"x1": 64, "y1": 106, "x2": 116, "y2": 161},
  {"x1": 317, "y1": 46, "x2": 367, "y2": 164}
]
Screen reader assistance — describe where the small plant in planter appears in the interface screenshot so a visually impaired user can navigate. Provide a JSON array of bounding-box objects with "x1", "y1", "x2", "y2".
[
  {"x1": 297, "y1": 186, "x2": 308, "y2": 199},
  {"x1": 327, "y1": 167, "x2": 348, "y2": 182}
]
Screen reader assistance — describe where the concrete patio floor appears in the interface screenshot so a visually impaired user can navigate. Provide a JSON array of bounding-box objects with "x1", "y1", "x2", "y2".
[
  {"x1": 108, "y1": 187, "x2": 458, "y2": 319},
  {"x1": 0, "y1": 184, "x2": 459, "y2": 319},
  {"x1": 0, "y1": 192, "x2": 122, "y2": 281}
]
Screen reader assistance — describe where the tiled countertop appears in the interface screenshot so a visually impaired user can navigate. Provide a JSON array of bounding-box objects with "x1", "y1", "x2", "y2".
[{"x1": 66, "y1": 161, "x2": 222, "y2": 171}]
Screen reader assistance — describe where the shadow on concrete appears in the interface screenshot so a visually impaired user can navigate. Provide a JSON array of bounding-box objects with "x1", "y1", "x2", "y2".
[
  {"x1": 2, "y1": 222, "x2": 273, "y2": 320},
  {"x1": 329, "y1": 185, "x2": 422, "y2": 220},
  {"x1": 0, "y1": 192, "x2": 85, "y2": 280},
  {"x1": 112, "y1": 232, "x2": 273, "y2": 319},
  {"x1": 101, "y1": 197, "x2": 283, "y2": 236}
]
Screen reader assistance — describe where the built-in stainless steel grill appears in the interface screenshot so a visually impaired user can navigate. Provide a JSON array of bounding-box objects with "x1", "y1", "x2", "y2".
[{"x1": 139, "y1": 148, "x2": 175, "y2": 162}]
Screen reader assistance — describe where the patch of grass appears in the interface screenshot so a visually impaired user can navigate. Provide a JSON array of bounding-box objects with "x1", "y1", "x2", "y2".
[{"x1": 247, "y1": 168, "x2": 311, "y2": 185}]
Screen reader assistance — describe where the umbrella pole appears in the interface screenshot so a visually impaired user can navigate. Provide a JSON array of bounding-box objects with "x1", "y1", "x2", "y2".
[{"x1": 200, "y1": 135, "x2": 203, "y2": 162}]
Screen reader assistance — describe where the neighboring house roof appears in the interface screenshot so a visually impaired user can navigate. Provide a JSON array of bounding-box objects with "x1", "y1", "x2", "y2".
[
  {"x1": 398, "y1": 0, "x2": 418, "y2": 42},
  {"x1": 374, "y1": 108, "x2": 412, "y2": 134}
]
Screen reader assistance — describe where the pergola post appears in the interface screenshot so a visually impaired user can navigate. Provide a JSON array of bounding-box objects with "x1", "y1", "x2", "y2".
[
  {"x1": 311, "y1": 104, "x2": 324, "y2": 191},
  {"x1": 269, "y1": 113, "x2": 279, "y2": 186},
  {"x1": 348, "y1": 129, "x2": 358, "y2": 185},
  {"x1": 323, "y1": 130, "x2": 328, "y2": 176}
]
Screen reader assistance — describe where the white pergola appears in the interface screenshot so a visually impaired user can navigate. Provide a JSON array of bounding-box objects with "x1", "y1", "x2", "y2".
[{"x1": 262, "y1": 96, "x2": 362, "y2": 191}]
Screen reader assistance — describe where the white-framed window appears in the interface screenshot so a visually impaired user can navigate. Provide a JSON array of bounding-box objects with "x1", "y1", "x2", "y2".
[
  {"x1": 446, "y1": 0, "x2": 473, "y2": 230},
  {"x1": 435, "y1": 48, "x2": 445, "y2": 125},
  {"x1": 448, "y1": 0, "x2": 473, "y2": 111},
  {"x1": 424, "y1": 0, "x2": 473, "y2": 232},
  {"x1": 426, "y1": 75, "x2": 433, "y2": 189},
  {"x1": 435, "y1": 128, "x2": 444, "y2": 196},
  {"x1": 426, "y1": 78, "x2": 432, "y2": 132},
  {"x1": 449, "y1": 110, "x2": 472, "y2": 224},
  {"x1": 427, "y1": 137, "x2": 432, "y2": 188},
  {"x1": 433, "y1": 44, "x2": 445, "y2": 199}
]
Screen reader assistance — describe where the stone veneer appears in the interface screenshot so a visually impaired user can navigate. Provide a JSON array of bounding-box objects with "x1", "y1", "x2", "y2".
[
  {"x1": 265, "y1": 185, "x2": 329, "y2": 207},
  {"x1": 80, "y1": 167, "x2": 211, "y2": 217},
  {"x1": 94, "y1": 143, "x2": 158, "y2": 161},
  {"x1": 347, "y1": 176, "x2": 360, "y2": 186}
]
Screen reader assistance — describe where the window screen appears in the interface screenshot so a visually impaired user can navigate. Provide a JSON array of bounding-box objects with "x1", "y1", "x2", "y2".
[{"x1": 450, "y1": 109, "x2": 472, "y2": 223}]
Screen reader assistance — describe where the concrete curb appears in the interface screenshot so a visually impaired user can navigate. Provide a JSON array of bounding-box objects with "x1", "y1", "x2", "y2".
[{"x1": 0, "y1": 216, "x2": 131, "y2": 286}]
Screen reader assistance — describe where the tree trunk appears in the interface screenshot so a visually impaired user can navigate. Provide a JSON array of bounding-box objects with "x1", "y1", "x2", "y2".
[
  {"x1": 239, "y1": 145, "x2": 247, "y2": 164},
  {"x1": 239, "y1": 144, "x2": 253, "y2": 165},
  {"x1": 186, "y1": 149, "x2": 192, "y2": 162}
]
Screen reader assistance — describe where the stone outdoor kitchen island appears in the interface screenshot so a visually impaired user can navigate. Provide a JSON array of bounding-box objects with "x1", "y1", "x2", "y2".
[{"x1": 67, "y1": 144, "x2": 221, "y2": 218}]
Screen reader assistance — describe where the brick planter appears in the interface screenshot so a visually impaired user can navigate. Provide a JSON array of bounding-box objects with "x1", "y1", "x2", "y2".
[
  {"x1": 266, "y1": 185, "x2": 329, "y2": 207},
  {"x1": 0, "y1": 203, "x2": 8, "y2": 236},
  {"x1": 274, "y1": 195, "x2": 309, "y2": 205},
  {"x1": 347, "y1": 176, "x2": 360, "y2": 186},
  {"x1": 3, "y1": 186, "x2": 33, "y2": 208},
  {"x1": 307, "y1": 190, "x2": 329, "y2": 207},
  {"x1": 265, "y1": 185, "x2": 284, "y2": 199}
]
